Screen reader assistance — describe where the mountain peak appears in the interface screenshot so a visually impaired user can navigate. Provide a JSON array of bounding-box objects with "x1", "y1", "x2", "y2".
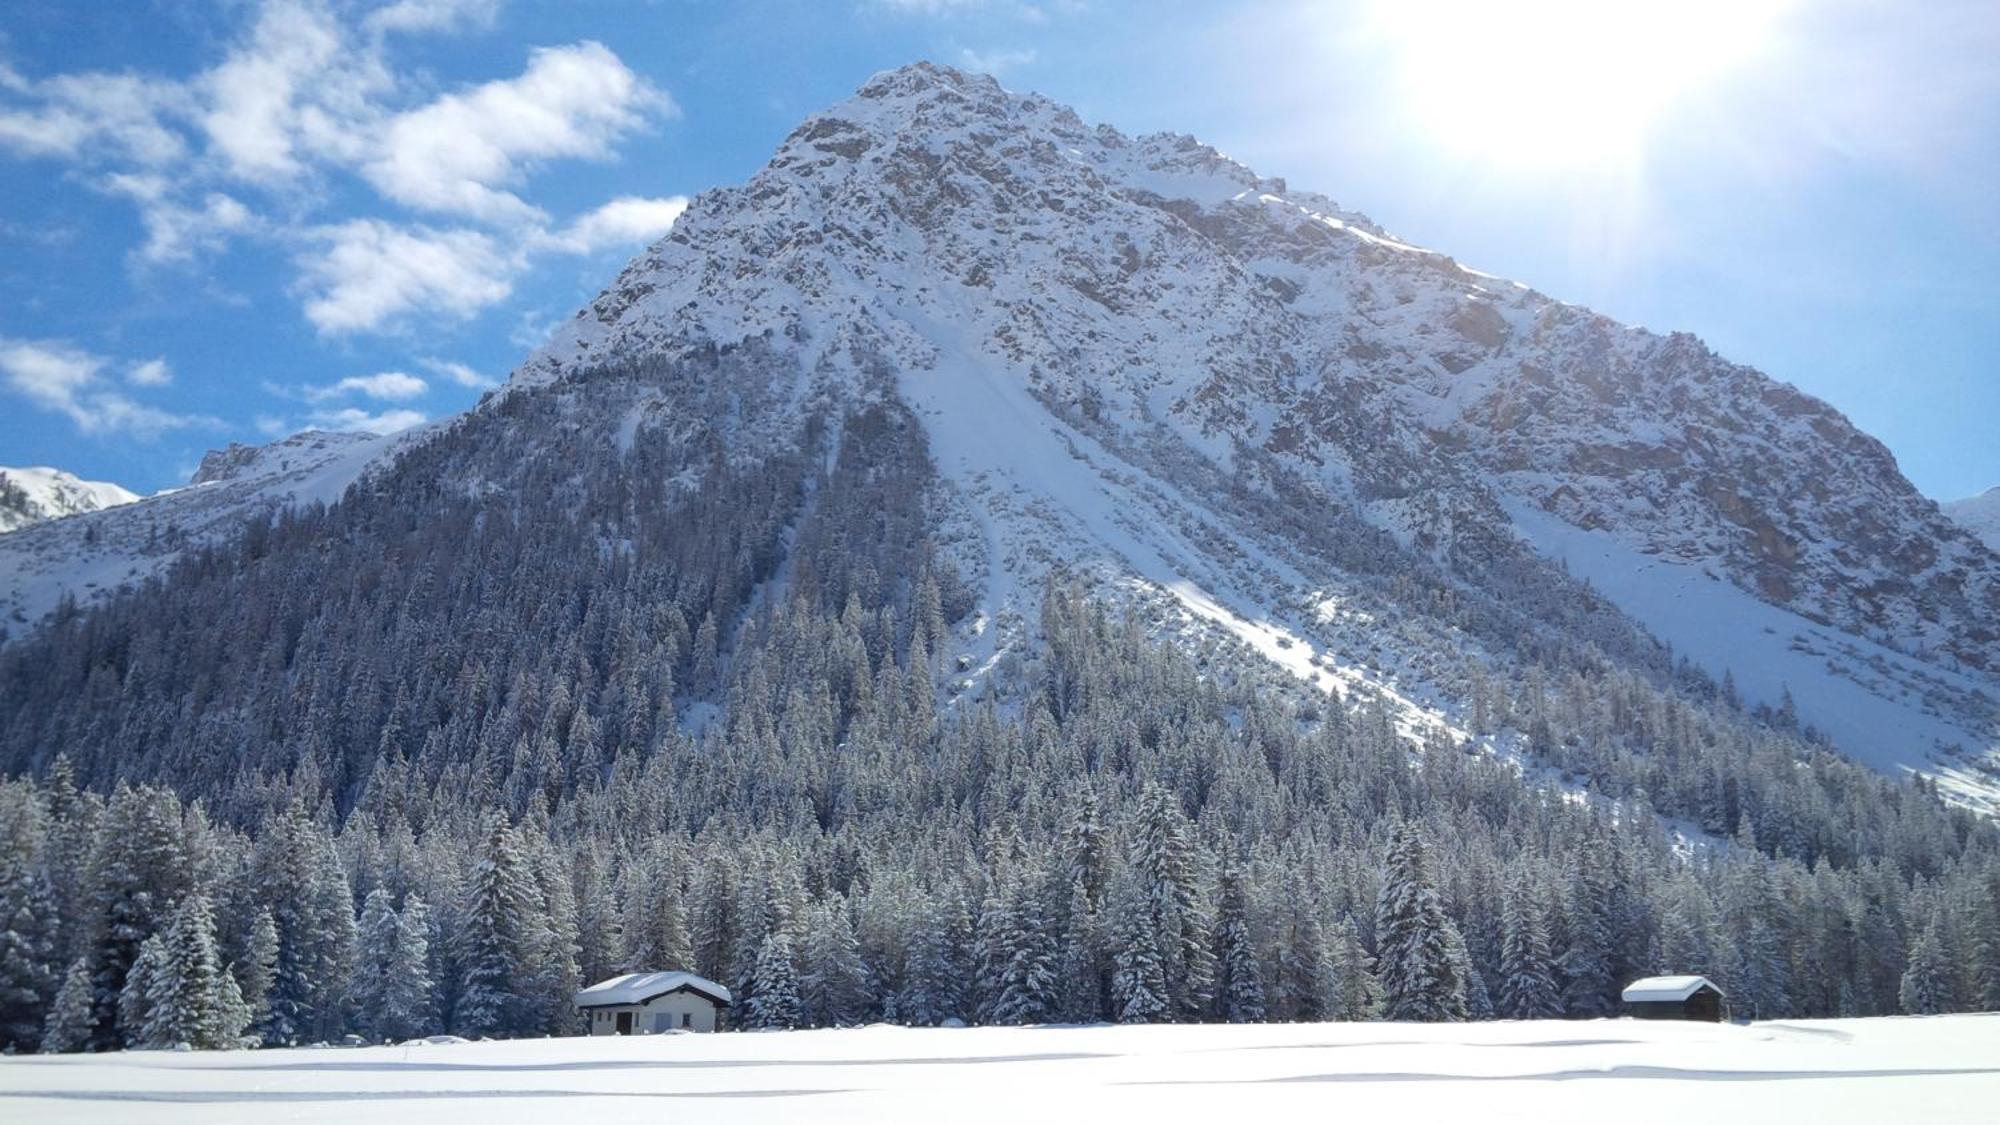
[
  {"x1": 0, "y1": 465, "x2": 139, "y2": 534},
  {"x1": 853, "y1": 59, "x2": 1004, "y2": 103}
]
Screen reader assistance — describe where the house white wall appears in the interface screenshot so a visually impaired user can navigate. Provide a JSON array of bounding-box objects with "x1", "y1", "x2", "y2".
[{"x1": 584, "y1": 989, "x2": 724, "y2": 1035}]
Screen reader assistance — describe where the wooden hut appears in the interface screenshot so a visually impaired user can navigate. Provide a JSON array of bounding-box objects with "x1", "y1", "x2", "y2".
[{"x1": 1621, "y1": 975, "x2": 1726, "y2": 1021}]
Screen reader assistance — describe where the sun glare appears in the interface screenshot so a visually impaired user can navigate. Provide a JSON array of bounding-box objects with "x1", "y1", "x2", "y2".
[{"x1": 1365, "y1": 0, "x2": 1796, "y2": 172}]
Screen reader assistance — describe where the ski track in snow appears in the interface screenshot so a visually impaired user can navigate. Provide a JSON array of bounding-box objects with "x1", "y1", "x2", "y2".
[{"x1": 3, "y1": 1015, "x2": 1995, "y2": 1124}]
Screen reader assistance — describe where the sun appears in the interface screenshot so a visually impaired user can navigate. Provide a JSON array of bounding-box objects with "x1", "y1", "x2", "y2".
[{"x1": 1363, "y1": 0, "x2": 1797, "y2": 173}]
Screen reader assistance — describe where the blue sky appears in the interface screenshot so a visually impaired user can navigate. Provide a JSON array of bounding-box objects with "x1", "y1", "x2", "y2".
[{"x1": 1, "y1": 0, "x2": 1994, "y2": 499}]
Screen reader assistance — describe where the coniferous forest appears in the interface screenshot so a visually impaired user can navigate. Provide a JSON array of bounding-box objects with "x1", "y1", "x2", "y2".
[{"x1": 1, "y1": 360, "x2": 1997, "y2": 1052}]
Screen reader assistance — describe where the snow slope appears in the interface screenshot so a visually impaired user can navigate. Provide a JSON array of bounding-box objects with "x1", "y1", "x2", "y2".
[
  {"x1": 1508, "y1": 500, "x2": 2000, "y2": 807},
  {"x1": 1945, "y1": 487, "x2": 2000, "y2": 553},
  {"x1": 2, "y1": 1016, "x2": 1994, "y2": 1124},
  {"x1": 0, "y1": 430, "x2": 411, "y2": 636},
  {"x1": 0, "y1": 466, "x2": 139, "y2": 534}
]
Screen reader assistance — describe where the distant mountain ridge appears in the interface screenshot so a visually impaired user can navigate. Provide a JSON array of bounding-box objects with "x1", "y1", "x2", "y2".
[
  {"x1": 0, "y1": 466, "x2": 139, "y2": 534},
  {"x1": 1945, "y1": 487, "x2": 2000, "y2": 553}
]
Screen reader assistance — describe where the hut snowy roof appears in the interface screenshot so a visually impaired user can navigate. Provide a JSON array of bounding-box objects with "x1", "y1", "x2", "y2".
[
  {"x1": 1621, "y1": 975, "x2": 1721, "y2": 1003},
  {"x1": 575, "y1": 971, "x2": 732, "y2": 1008}
]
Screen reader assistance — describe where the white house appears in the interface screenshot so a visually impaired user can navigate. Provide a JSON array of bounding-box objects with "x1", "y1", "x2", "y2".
[{"x1": 575, "y1": 971, "x2": 733, "y2": 1034}]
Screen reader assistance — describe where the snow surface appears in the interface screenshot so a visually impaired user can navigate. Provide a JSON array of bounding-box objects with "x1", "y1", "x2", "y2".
[{"x1": 3, "y1": 1016, "x2": 1995, "y2": 1124}]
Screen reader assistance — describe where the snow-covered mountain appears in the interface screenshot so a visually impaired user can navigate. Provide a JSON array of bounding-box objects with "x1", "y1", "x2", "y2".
[
  {"x1": 0, "y1": 466, "x2": 139, "y2": 534},
  {"x1": 5, "y1": 62, "x2": 1996, "y2": 803},
  {"x1": 0, "y1": 430, "x2": 403, "y2": 636},
  {"x1": 1945, "y1": 487, "x2": 2000, "y2": 553},
  {"x1": 513, "y1": 62, "x2": 1999, "y2": 800}
]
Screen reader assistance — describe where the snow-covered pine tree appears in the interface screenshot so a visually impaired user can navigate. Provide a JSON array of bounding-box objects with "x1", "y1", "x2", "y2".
[
  {"x1": 0, "y1": 851, "x2": 58, "y2": 1051},
  {"x1": 898, "y1": 891, "x2": 963, "y2": 1027},
  {"x1": 455, "y1": 819, "x2": 537, "y2": 1037},
  {"x1": 1274, "y1": 870, "x2": 1329, "y2": 1022},
  {"x1": 1447, "y1": 920, "x2": 1492, "y2": 1020},
  {"x1": 1558, "y1": 848, "x2": 1616, "y2": 1018},
  {"x1": 1129, "y1": 782, "x2": 1214, "y2": 1020},
  {"x1": 353, "y1": 889, "x2": 434, "y2": 1041},
  {"x1": 41, "y1": 958, "x2": 94, "y2": 1053},
  {"x1": 352, "y1": 888, "x2": 398, "y2": 1040},
  {"x1": 799, "y1": 898, "x2": 867, "y2": 1028},
  {"x1": 1374, "y1": 823, "x2": 1465, "y2": 1022},
  {"x1": 1328, "y1": 916, "x2": 1379, "y2": 1022},
  {"x1": 1055, "y1": 876, "x2": 1105, "y2": 1023},
  {"x1": 991, "y1": 868, "x2": 1059, "y2": 1025},
  {"x1": 116, "y1": 933, "x2": 163, "y2": 1046},
  {"x1": 238, "y1": 908, "x2": 278, "y2": 1043},
  {"x1": 744, "y1": 930, "x2": 803, "y2": 1030},
  {"x1": 135, "y1": 894, "x2": 249, "y2": 1050},
  {"x1": 1108, "y1": 867, "x2": 1169, "y2": 1024},
  {"x1": 1215, "y1": 863, "x2": 1267, "y2": 1023},
  {"x1": 1499, "y1": 874, "x2": 1561, "y2": 1019},
  {"x1": 81, "y1": 786, "x2": 190, "y2": 1050},
  {"x1": 1899, "y1": 911, "x2": 1954, "y2": 1016}
]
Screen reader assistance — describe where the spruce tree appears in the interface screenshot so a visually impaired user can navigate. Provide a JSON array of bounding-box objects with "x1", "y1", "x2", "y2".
[
  {"x1": 744, "y1": 930, "x2": 802, "y2": 1029},
  {"x1": 799, "y1": 899, "x2": 867, "y2": 1028},
  {"x1": 1215, "y1": 864, "x2": 1267, "y2": 1023},
  {"x1": 136, "y1": 894, "x2": 249, "y2": 1050},
  {"x1": 239, "y1": 908, "x2": 279, "y2": 1043},
  {"x1": 1374, "y1": 824, "x2": 1465, "y2": 1022},
  {"x1": 1899, "y1": 912, "x2": 1953, "y2": 1016},
  {"x1": 0, "y1": 853, "x2": 58, "y2": 1051},
  {"x1": 1108, "y1": 869, "x2": 1168, "y2": 1024},
  {"x1": 41, "y1": 958, "x2": 94, "y2": 1053},
  {"x1": 1499, "y1": 876, "x2": 1561, "y2": 1019}
]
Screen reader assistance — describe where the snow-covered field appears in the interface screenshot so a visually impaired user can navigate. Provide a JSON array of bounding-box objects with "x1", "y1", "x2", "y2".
[{"x1": 4, "y1": 1015, "x2": 1996, "y2": 1124}]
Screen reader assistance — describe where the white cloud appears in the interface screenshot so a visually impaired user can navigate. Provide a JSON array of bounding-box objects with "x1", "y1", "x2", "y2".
[
  {"x1": 363, "y1": 41, "x2": 671, "y2": 224},
  {"x1": 309, "y1": 405, "x2": 426, "y2": 433},
  {"x1": 1, "y1": 2, "x2": 685, "y2": 335},
  {"x1": 306, "y1": 370, "x2": 428, "y2": 401},
  {"x1": 365, "y1": 0, "x2": 503, "y2": 36},
  {"x1": 198, "y1": 0, "x2": 365, "y2": 184},
  {"x1": 419, "y1": 356, "x2": 498, "y2": 388},
  {"x1": 0, "y1": 337, "x2": 210, "y2": 437},
  {"x1": 297, "y1": 218, "x2": 518, "y2": 333},
  {"x1": 545, "y1": 194, "x2": 688, "y2": 253},
  {"x1": 102, "y1": 173, "x2": 257, "y2": 264},
  {"x1": 0, "y1": 69, "x2": 190, "y2": 165},
  {"x1": 127, "y1": 358, "x2": 173, "y2": 386}
]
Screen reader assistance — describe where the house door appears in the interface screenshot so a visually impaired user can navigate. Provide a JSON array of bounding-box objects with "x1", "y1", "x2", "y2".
[{"x1": 615, "y1": 1011, "x2": 632, "y2": 1035}]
